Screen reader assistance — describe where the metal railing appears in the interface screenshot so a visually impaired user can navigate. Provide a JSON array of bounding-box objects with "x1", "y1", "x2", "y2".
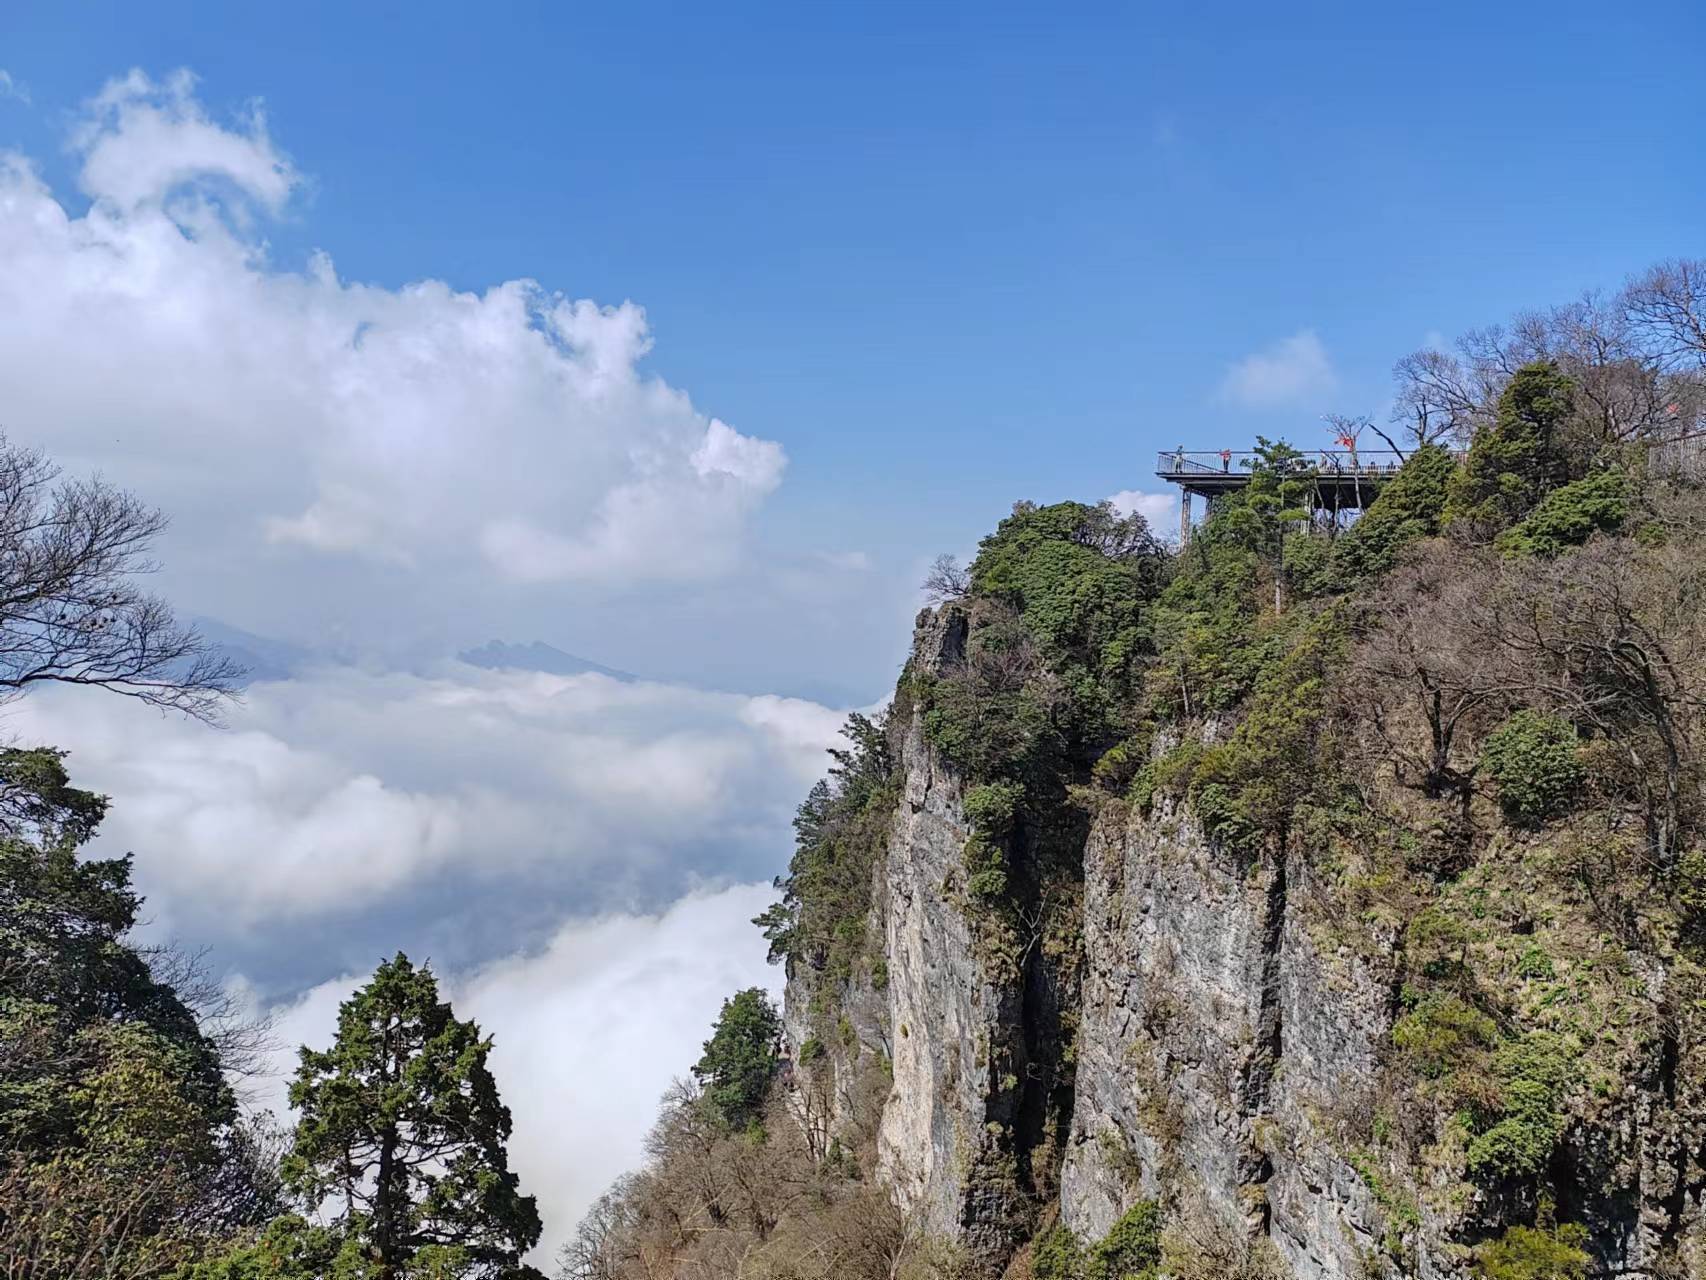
[{"x1": 1156, "y1": 449, "x2": 1411, "y2": 478}]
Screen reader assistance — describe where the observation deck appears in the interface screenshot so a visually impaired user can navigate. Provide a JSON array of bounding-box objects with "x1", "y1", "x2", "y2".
[{"x1": 1156, "y1": 448, "x2": 1412, "y2": 541}]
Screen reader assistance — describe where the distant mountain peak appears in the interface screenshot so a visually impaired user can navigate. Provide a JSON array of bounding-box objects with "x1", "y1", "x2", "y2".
[{"x1": 456, "y1": 640, "x2": 635, "y2": 682}]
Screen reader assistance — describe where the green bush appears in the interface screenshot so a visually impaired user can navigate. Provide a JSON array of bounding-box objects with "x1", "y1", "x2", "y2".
[
  {"x1": 1331, "y1": 444, "x2": 1458, "y2": 582},
  {"x1": 1480, "y1": 711, "x2": 1584, "y2": 827},
  {"x1": 922, "y1": 499, "x2": 1169, "y2": 787},
  {"x1": 1092, "y1": 739, "x2": 1143, "y2": 793},
  {"x1": 964, "y1": 836, "x2": 1009, "y2": 899},
  {"x1": 1496, "y1": 469, "x2": 1627, "y2": 558},
  {"x1": 1392, "y1": 994, "x2": 1498, "y2": 1079},
  {"x1": 1086, "y1": 1201, "x2": 1163, "y2": 1280},
  {"x1": 963, "y1": 781, "x2": 1025, "y2": 837},
  {"x1": 1515, "y1": 945, "x2": 1555, "y2": 981},
  {"x1": 1032, "y1": 1224, "x2": 1086, "y2": 1280},
  {"x1": 1176, "y1": 608, "x2": 1345, "y2": 855},
  {"x1": 1466, "y1": 1033, "x2": 1577, "y2": 1183},
  {"x1": 968, "y1": 500, "x2": 1166, "y2": 686},
  {"x1": 1475, "y1": 1222, "x2": 1590, "y2": 1279},
  {"x1": 1467, "y1": 1079, "x2": 1566, "y2": 1181},
  {"x1": 1446, "y1": 362, "x2": 1577, "y2": 533}
]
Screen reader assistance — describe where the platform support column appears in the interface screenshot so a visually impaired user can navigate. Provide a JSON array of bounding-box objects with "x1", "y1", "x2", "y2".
[{"x1": 1179, "y1": 489, "x2": 1193, "y2": 544}]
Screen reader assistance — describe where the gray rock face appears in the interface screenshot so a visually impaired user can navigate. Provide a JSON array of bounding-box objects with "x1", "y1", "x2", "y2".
[
  {"x1": 781, "y1": 606, "x2": 1027, "y2": 1268},
  {"x1": 875, "y1": 606, "x2": 1030, "y2": 1269},
  {"x1": 1060, "y1": 792, "x2": 1408, "y2": 1279},
  {"x1": 781, "y1": 605, "x2": 1706, "y2": 1278}
]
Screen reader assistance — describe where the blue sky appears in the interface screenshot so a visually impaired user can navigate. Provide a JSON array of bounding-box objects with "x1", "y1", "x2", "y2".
[{"x1": 8, "y1": 0, "x2": 1701, "y2": 619}]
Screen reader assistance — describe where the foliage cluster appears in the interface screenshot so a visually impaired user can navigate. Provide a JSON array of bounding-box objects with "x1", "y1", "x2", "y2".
[
  {"x1": 1445, "y1": 363, "x2": 1580, "y2": 533},
  {"x1": 692, "y1": 987, "x2": 782, "y2": 1133},
  {"x1": 921, "y1": 499, "x2": 1167, "y2": 787},
  {"x1": 755, "y1": 711, "x2": 896, "y2": 984},
  {"x1": 1084, "y1": 1201, "x2": 1162, "y2": 1280},
  {"x1": 1496, "y1": 469, "x2": 1629, "y2": 558},
  {"x1": 1479, "y1": 712, "x2": 1585, "y2": 828},
  {"x1": 1024, "y1": 1200, "x2": 1162, "y2": 1280},
  {"x1": 0, "y1": 748, "x2": 279, "y2": 1278},
  {"x1": 1474, "y1": 1222, "x2": 1591, "y2": 1280}
]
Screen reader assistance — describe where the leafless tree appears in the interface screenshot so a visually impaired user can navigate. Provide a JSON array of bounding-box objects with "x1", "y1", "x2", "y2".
[
  {"x1": 143, "y1": 944, "x2": 280, "y2": 1086},
  {"x1": 921, "y1": 554, "x2": 970, "y2": 604},
  {"x1": 560, "y1": 1061, "x2": 952, "y2": 1280},
  {"x1": 1345, "y1": 542, "x2": 1531, "y2": 800},
  {"x1": 1626, "y1": 258, "x2": 1706, "y2": 369},
  {"x1": 559, "y1": 1176, "x2": 643, "y2": 1280},
  {"x1": 0, "y1": 434, "x2": 242, "y2": 722},
  {"x1": 1390, "y1": 346, "x2": 1498, "y2": 450},
  {"x1": 1483, "y1": 536, "x2": 1706, "y2": 867},
  {"x1": 1077, "y1": 500, "x2": 1165, "y2": 564},
  {"x1": 1347, "y1": 528, "x2": 1706, "y2": 870},
  {"x1": 1392, "y1": 274, "x2": 1706, "y2": 460}
]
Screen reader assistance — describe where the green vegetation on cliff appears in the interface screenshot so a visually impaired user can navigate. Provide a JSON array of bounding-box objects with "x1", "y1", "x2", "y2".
[{"x1": 717, "y1": 260, "x2": 1706, "y2": 1278}]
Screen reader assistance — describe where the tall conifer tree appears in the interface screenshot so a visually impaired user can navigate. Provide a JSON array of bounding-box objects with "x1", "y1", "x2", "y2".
[{"x1": 283, "y1": 955, "x2": 543, "y2": 1280}]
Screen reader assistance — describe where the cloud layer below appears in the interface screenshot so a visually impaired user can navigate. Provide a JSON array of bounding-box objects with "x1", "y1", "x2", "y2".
[{"x1": 7, "y1": 666, "x2": 841, "y2": 987}]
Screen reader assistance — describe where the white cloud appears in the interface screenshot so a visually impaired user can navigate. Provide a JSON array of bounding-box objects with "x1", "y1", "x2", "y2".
[
  {"x1": 252, "y1": 883, "x2": 782, "y2": 1264},
  {"x1": 5, "y1": 666, "x2": 843, "y2": 944},
  {"x1": 1106, "y1": 488, "x2": 1178, "y2": 534},
  {"x1": 477, "y1": 416, "x2": 784, "y2": 584},
  {"x1": 73, "y1": 69, "x2": 296, "y2": 213},
  {"x1": 0, "y1": 71, "x2": 785, "y2": 595},
  {"x1": 0, "y1": 71, "x2": 28, "y2": 105},
  {"x1": 1216, "y1": 329, "x2": 1338, "y2": 409}
]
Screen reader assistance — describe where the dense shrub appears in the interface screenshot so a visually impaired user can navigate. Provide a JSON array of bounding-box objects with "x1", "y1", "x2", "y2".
[
  {"x1": 922, "y1": 500, "x2": 1168, "y2": 789},
  {"x1": 1446, "y1": 363, "x2": 1578, "y2": 533},
  {"x1": 963, "y1": 781, "x2": 1025, "y2": 837},
  {"x1": 967, "y1": 500, "x2": 1166, "y2": 690},
  {"x1": 1331, "y1": 443, "x2": 1458, "y2": 582},
  {"x1": 1496, "y1": 469, "x2": 1628, "y2": 558},
  {"x1": 1085, "y1": 1201, "x2": 1162, "y2": 1280},
  {"x1": 1392, "y1": 994, "x2": 1498, "y2": 1079},
  {"x1": 1475, "y1": 1222, "x2": 1590, "y2": 1279},
  {"x1": 1031, "y1": 1224, "x2": 1086, "y2": 1280},
  {"x1": 1178, "y1": 608, "x2": 1345, "y2": 854},
  {"x1": 1466, "y1": 1033, "x2": 1577, "y2": 1183},
  {"x1": 1480, "y1": 712, "x2": 1584, "y2": 828}
]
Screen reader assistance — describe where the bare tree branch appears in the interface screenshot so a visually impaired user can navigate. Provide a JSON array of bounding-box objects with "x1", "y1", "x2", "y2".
[{"x1": 0, "y1": 434, "x2": 243, "y2": 722}]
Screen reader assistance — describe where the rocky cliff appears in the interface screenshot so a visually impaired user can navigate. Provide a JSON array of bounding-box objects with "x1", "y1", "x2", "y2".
[
  {"x1": 788, "y1": 607, "x2": 1706, "y2": 1280},
  {"x1": 1060, "y1": 786, "x2": 1394, "y2": 1279},
  {"x1": 776, "y1": 457, "x2": 1706, "y2": 1280}
]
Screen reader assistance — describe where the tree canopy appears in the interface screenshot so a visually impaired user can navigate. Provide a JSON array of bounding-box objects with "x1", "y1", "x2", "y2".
[
  {"x1": 282, "y1": 954, "x2": 544, "y2": 1280},
  {"x1": 691, "y1": 988, "x2": 781, "y2": 1133}
]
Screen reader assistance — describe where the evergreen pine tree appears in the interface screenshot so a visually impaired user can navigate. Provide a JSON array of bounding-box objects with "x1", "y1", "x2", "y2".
[
  {"x1": 282, "y1": 954, "x2": 543, "y2": 1280},
  {"x1": 691, "y1": 988, "x2": 781, "y2": 1131}
]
